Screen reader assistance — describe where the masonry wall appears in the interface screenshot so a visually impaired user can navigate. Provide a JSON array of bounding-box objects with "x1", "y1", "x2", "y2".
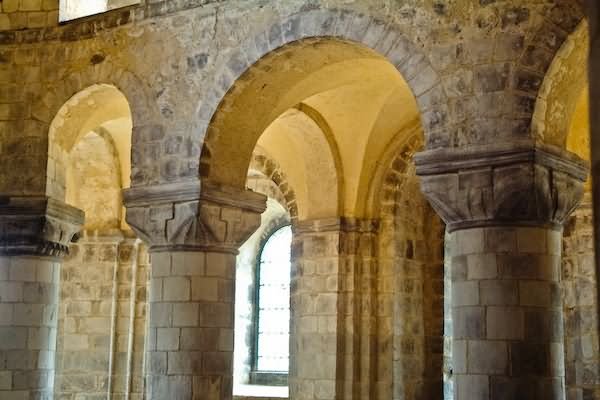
[
  {"x1": 563, "y1": 196, "x2": 600, "y2": 400},
  {"x1": 56, "y1": 235, "x2": 148, "y2": 400},
  {"x1": 376, "y1": 153, "x2": 445, "y2": 400},
  {"x1": 0, "y1": 0, "x2": 586, "y2": 197}
]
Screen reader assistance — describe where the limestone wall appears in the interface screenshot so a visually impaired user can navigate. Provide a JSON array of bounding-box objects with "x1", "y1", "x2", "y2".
[
  {"x1": 56, "y1": 235, "x2": 148, "y2": 400},
  {"x1": 0, "y1": 0, "x2": 586, "y2": 196},
  {"x1": 377, "y1": 173, "x2": 445, "y2": 399},
  {"x1": 563, "y1": 197, "x2": 600, "y2": 400},
  {"x1": 0, "y1": 0, "x2": 59, "y2": 30},
  {"x1": 0, "y1": 256, "x2": 61, "y2": 399}
]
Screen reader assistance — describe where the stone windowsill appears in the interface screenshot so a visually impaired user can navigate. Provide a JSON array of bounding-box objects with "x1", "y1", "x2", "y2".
[{"x1": 233, "y1": 384, "x2": 288, "y2": 399}]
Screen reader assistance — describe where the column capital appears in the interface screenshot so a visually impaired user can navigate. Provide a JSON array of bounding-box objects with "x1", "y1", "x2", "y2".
[
  {"x1": 0, "y1": 196, "x2": 84, "y2": 257},
  {"x1": 123, "y1": 179, "x2": 267, "y2": 253},
  {"x1": 415, "y1": 142, "x2": 588, "y2": 232}
]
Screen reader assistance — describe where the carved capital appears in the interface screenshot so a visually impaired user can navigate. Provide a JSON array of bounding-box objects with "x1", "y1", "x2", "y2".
[
  {"x1": 123, "y1": 180, "x2": 267, "y2": 253},
  {"x1": 415, "y1": 142, "x2": 588, "y2": 232},
  {"x1": 0, "y1": 196, "x2": 85, "y2": 257}
]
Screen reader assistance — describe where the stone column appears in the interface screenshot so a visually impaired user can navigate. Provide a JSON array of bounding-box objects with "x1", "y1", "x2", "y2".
[
  {"x1": 0, "y1": 196, "x2": 83, "y2": 400},
  {"x1": 124, "y1": 181, "x2": 265, "y2": 400},
  {"x1": 289, "y1": 218, "x2": 377, "y2": 400},
  {"x1": 415, "y1": 143, "x2": 587, "y2": 400}
]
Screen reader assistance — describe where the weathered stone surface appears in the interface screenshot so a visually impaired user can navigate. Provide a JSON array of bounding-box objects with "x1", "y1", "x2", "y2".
[
  {"x1": 0, "y1": 196, "x2": 84, "y2": 257},
  {"x1": 124, "y1": 180, "x2": 266, "y2": 253},
  {"x1": 415, "y1": 142, "x2": 587, "y2": 232}
]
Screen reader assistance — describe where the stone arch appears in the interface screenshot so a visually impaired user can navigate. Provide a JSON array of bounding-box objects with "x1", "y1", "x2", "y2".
[
  {"x1": 365, "y1": 120, "x2": 423, "y2": 219},
  {"x1": 41, "y1": 61, "x2": 157, "y2": 193},
  {"x1": 197, "y1": 8, "x2": 447, "y2": 194},
  {"x1": 532, "y1": 20, "x2": 588, "y2": 148},
  {"x1": 248, "y1": 148, "x2": 299, "y2": 222},
  {"x1": 47, "y1": 83, "x2": 134, "y2": 202}
]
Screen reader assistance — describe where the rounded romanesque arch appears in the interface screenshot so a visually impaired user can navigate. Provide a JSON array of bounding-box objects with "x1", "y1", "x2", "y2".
[
  {"x1": 197, "y1": 8, "x2": 447, "y2": 195},
  {"x1": 41, "y1": 61, "x2": 158, "y2": 193},
  {"x1": 47, "y1": 83, "x2": 134, "y2": 202},
  {"x1": 532, "y1": 20, "x2": 588, "y2": 148},
  {"x1": 248, "y1": 148, "x2": 299, "y2": 222}
]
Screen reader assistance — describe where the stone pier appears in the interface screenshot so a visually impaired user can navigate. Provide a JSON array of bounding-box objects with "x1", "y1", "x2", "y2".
[
  {"x1": 124, "y1": 181, "x2": 266, "y2": 400},
  {"x1": 0, "y1": 196, "x2": 83, "y2": 400},
  {"x1": 416, "y1": 143, "x2": 587, "y2": 400}
]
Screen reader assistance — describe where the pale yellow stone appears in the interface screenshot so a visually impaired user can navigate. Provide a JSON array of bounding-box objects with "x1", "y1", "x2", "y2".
[
  {"x1": 2, "y1": 0, "x2": 19, "y2": 13},
  {"x1": 19, "y1": 0, "x2": 42, "y2": 11}
]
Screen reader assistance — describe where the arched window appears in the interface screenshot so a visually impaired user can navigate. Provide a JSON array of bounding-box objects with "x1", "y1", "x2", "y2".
[{"x1": 253, "y1": 225, "x2": 292, "y2": 378}]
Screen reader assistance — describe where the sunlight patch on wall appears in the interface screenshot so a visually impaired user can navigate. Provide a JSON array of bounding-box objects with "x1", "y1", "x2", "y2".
[{"x1": 59, "y1": 0, "x2": 139, "y2": 22}]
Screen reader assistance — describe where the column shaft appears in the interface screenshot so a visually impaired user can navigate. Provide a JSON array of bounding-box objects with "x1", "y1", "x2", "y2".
[
  {"x1": 449, "y1": 226, "x2": 564, "y2": 399},
  {"x1": 123, "y1": 181, "x2": 280, "y2": 400},
  {"x1": 0, "y1": 256, "x2": 60, "y2": 399},
  {"x1": 145, "y1": 251, "x2": 235, "y2": 400},
  {"x1": 289, "y1": 219, "x2": 377, "y2": 400}
]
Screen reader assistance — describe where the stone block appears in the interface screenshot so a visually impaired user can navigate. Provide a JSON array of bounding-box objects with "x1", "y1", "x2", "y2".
[
  {"x1": 315, "y1": 293, "x2": 337, "y2": 315},
  {"x1": 146, "y1": 351, "x2": 167, "y2": 375},
  {"x1": 191, "y1": 277, "x2": 218, "y2": 302},
  {"x1": 172, "y1": 252, "x2": 205, "y2": 276},
  {"x1": 157, "y1": 328, "x2": 179, "y2": 351},
  {"x1": 149, "y1": 303, "x2": 172, "y2": 327},
  {"x1": 0, "y1": 304, "x2": 13, "y2": 325},
  {"x1": 192, "y1": 376, "x2": 223, "y2": 400},
  {"x1": 19, "y1": 0, "x2": 42, "y2": 11},
  {"x1": 198, "y1": 303, "x2": 232, "y2": 328},
  {"x1": 0, "y1": 327, "x2": 26, "y2": 349},
  {"x1": 27, "y1": 326, "x2": 50, "y2": 350},
  {"x1": 35, "y1": 263, "x2": 55, "y2": 283},
  {"x1": 456, "y1": 228, "x2": 484, "y2": 255},
  {"x1": 9, "y1": 259, "x2": 36, "y2": 282},
  {"x1": 468, "y1": 340, "x2": 508, "y2": 375},
  {"x1": 511, "y1": 342, "x2": 549, "y2": 376},
  {"x1": 23, "y1": 282, "x2": 55, "y2": 304},
  {"x1": 78, "y1": 317, "x2": 110, "y2": 334},
  {"x1": 2, "y1": 0, "x2": 19, "y2": 13},
  {"x1": 456, "y1": 374, "x2": 489, "y2": 399},
  {"x1": 451, "y1": 256, "x2": 468, "y2": 281},
  {"x1": 517, "y1": 227, "x2": 547, "y2": 254},
  {"x1": 0, "y1": 371, "x2": 11, "y2": 390},
  {"x1": 467, "y1": 253, "x2": 497, "y2": 279},
  {"x1": 173, "y1": 303, "x2": 199, "y2": 327},
  {"x1": 37, "y1": 349, "x2": 54, "y2": 369},
  {"x1": 180, "y1": 328, "x2": 219, "y2": 351},
  {"x1": 524, "y1": 310, "x2": 562, "y2": 342},
  {"x1": 12, "y1": 304, "x2": 43, "y2": 326},
  {"x1": 167, "y1": 351, "x2": 202, "y2": 375},
  {"x1": 163, "y1": 277, "x2": 190, "y2": 302},
  {"x1": 519, "y1": 281, "x2": 551, "y2": 307},
  {"x1": 452, "y1": 281, "x2": 479, "y2": 306},
  {"x1": 202, "y1": 351, "x2": 232, "y2": 374},
  {"x1": 150, "y1": 253, "x2": 171, "y2": 277},
  {"x1": 217, "y1": 328, "x2": 234, "y2": 352},
  {"x1": 205, "y1": 253, "x2": 235, "y2": 278},
  {"x1": 0, "y1": 258, "x2": 9, "y2": 280},
  {"x1": 453, "y1": 340, "x2": 467, "y2": 374},
  {"x1": 453, "y1": 307, "x2": 485, "y2": 339},
  {"x1": 62, "y1": 334, "x2": 88, "y2": 351},
  {"x1": 484, "y1": 227, "x2": 517, "y2": 253},
  {"x1": 497, "y1": 254, "x2": 539, "y2": 279},
  {"x1": 487, "y1": 307, "x2": 524, "y2": 340},
  {"x1": 149, "y1": 278, "x2": 162, "y2": 302},
  {"x1": 480, "y1": 280, "x2": 518, "y2": 305}
]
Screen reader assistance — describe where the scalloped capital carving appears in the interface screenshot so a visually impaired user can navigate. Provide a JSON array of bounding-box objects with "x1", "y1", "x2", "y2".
[
  {"x1": 415, "y1": 142, "x2": 588, "y2": 232},
  {"x1": 0, "y1": 196, "x2": 85, "y2": 257},
  {"x1": 123, "y1": 180, "x2": 267, "y2": 253}
]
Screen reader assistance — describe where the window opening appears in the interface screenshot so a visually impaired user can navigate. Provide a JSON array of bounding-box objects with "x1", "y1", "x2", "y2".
[{"x1": 253, "y1": 225, "x2": 292, "y2": 381}]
